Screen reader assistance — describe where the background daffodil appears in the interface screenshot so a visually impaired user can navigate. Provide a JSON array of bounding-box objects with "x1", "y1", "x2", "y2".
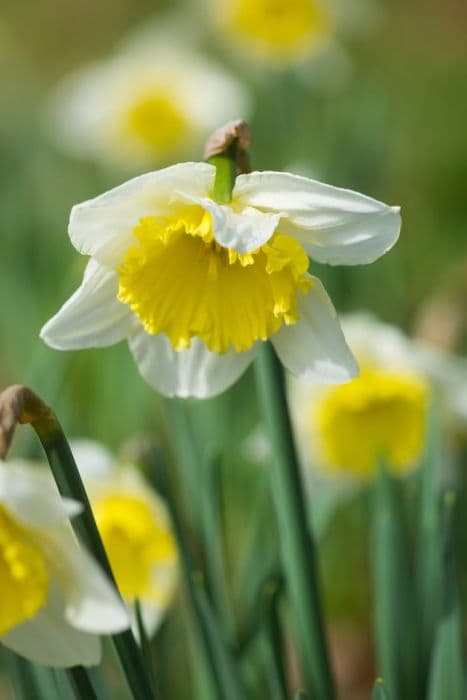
[
  {"x1": 71, "y1": 439, "x2": 178, "y2": 637},
  {"x1": 290, "y1": 313, "x2": 467, "y2": 480},
  {"x1": 40, "y1": 162, "x2": 401, "y2": 398},
  {"x1": 48, "y1": 23, "x2": 250, "y2": 170},
  {"x1": 0, "y1": 460, "x2": 129, "y2": 667}
]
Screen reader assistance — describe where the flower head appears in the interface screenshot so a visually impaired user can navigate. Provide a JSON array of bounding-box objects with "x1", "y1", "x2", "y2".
[
  {"x1": 208, "y1": 0, "x2": 335, "y2": 68},
  {"x1": 290, "y1": 313, "x2": 467, "y2": 480},
  {"x1": 0, "y1": 460, "x2": 129, "y2": 667},
  {"x1": 41, "y1": 162, "x2": 401, "y2": 398},
  {"x1": 48, "y1": 26, "x2": 250, "y2": 169},
  {"x1": 71, "y1": 440, "x2": 178, "y2": 636}
]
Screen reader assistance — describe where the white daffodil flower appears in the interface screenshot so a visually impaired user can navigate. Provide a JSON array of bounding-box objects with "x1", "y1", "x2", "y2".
[
  {"x1": 209, "y1": 0, "x2": 336, "y2": 67},
  {"x1": 0, "y1": 460, "x2": 129, "y2": 667},
  {"x1": 40, "y1": 162, "x2": 401, "y2": 398},
  {"x1": 290, "y1": 313, "x2": 467, "y2": 481},
  {"x1": 48, "y1": 26, "x2": 250, "y2": 170},
  {"x1": 204, "y1": 0, "x2": 377, "y2": 71},
  {"x1": 70, "y1": 440, "x2": 178, "y2": 637}
]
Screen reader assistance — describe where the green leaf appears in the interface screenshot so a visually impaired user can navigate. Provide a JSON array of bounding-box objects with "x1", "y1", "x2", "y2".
[
  {"x1": 371, "y1": 677, "x2": 390, "y2": 699},
  {"x1": 157, "y1": 451, "x2": 248, "y2": 700},
  {"x1": 372, "y1": 462, "x2": 420, "y2": 699},
  {"x1": 417, "y1": 401, "x2": 443, "y2": 675},
  {"x1": 254, "y1": 343, "x2": 335, "y2": 700},
  {"x1": 427, "y1": 493, "x2": 464, "y2": 700},
  {"x1": 7, "y1": 653, "x2": 61, "y2": 700}
]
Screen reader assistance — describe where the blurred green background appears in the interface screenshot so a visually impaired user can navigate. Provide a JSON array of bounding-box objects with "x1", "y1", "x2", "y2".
[{"x1": 0, "y1": 0, "x2": 466, "y2": 698}]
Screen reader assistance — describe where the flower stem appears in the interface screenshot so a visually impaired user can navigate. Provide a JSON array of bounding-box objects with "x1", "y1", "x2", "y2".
[
  {"x1": 254, "y1": 343, "x2": 335, "y2": 700},
  {"x1": 0, "y1": 386, "x2": 156, "y2": 700},
  {"x1": 209, "y1": 150, "x2": 236, "y2": 204},
  {"x1": 37, "y1": 427, "x2": 157, "y2": 700}
]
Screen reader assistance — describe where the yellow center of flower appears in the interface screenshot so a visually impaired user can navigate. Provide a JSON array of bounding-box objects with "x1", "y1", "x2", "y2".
[
  {"x1": 125, "y1": 92, "x2": 188, "y2": 153},
  {"x1": 314, "y1": 368, "x2": 429, "y2": 478},
  {"x1": 117, "y1": 206, "x2": 311, "y2": 353},
  {"x1": 225, "y1": 0, "x2": 333, "y2": 58},
  {"x1": 0, "y1": 505, "x2": 49, "y2": 635},
  {"x1": 93, "y1": 494, "x2": 176, "y2": 602}
]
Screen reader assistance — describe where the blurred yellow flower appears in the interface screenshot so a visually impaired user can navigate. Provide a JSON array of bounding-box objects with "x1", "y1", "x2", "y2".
[
  {"x1": 71, "y1": 441, "x2": 178, "y2": 635},
  {"x1": 41, "y1": 163, "x2": 401, "y2": 398},
  {"x1": 315, "y1": 367, "x2": 428, "y2": 477},
  {"x1": 290, "y1": 314, "x2": 467, "y2": 480},
  {"x1": 210, "y1": 0, "x2": 336, "y2": 67},
  {"x1": 48, "y1": 24, "x2": 250, "y2": 170},
  {"x1": 0, "y1": 460, "x2": 129, "y2": 667}
]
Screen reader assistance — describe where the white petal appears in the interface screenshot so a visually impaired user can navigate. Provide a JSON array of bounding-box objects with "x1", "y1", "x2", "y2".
[
  {"x1": 234, "y1": 171, "x2": 401, "y2": 265},
  {"x1": 271, "y1": 277, "x2": 358, "y2": 382},
  {"x1": 70, "y1": 439, "x2": 116, "y2": 481},
  {"x1": 40, "y1": 260, "x2": 136, "y2": 350},
  {"x1": 69, "y1": 163, "x2": 215, "y2": 266},
  {"x1": 175, "y1": 192, "x2": 281, "y2": 253},
  {"x1": 339, "y1": 313, "x2": 414, "y2": 369},
  {"x1": 129, "y1": 331, "x2": 257, "y2": 398},
  {"x1": 0, "y1": 462, "x2": 82, "y2": 528},
  {"x1": 1, "y1": 585, "x2": 101, "y2": 668},
  {"x1": 44, "y1": 528, "x2": 130, "y2": 635}
]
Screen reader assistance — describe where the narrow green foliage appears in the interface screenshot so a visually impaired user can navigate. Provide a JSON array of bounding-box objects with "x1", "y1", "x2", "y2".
[
  {"x1": 294, "y1": 692, "x2": 308, "y2": 700},
  {"x1": 372, "y1": 461, "x2": 420, "y2": 700},
  {"x1": 135, "y1": 599, "x2": 157, "y2": 696},
  {"x1": 254, "y1": 343, "x2": 335, "y2": 700},
  {"x1": 28, "y1": 413, "x2": 156, "y2": 700},
  {"x1": 371, "y1": 677, "x2": 390, "y2": 699},
  {"x1": 417, "y1": 402, "x2": 443, "y2": 676},
  {"x1": 200, "y1": 448, "x2": 235, "y2": 642},
  {"x1": 8, "y1": 653, "x2": 59, "y2": 700},
  {"x1": 67, "y1": 667, "x2": 100, "y2": 700},
  {"x1": 157, "y1": 449, "x2": 247, "y2": 700},
  {"x1": 427, "y1": 493, "x2": 464, "y2": 700},
  {"x1": 260, "y1": 581, "x2": 288, "y2": 700}
]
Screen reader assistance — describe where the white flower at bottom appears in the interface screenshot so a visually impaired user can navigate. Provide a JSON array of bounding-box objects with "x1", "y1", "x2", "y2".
[
  {"x1": 0, "y1": 461, "x2": 129, "y2": 667},
  {"x1": 71, "y1": 441, "x2": 178, "y2": 637},
  {"x1": 290, "y1": 313, "x2": 467, "y2": 480},
  {"x1": 40, "y1": 162, "x2": 401, "y2": 398}
]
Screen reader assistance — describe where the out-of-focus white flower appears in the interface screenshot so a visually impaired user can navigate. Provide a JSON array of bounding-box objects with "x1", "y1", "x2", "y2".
[
  {"x1": 204, "y1": 0, "x2": 377, "y2": 71},
  {"x1": 290, "y1": 313, "x2": 467, "y2": 480},
  {"x1": 0, "y1": 460, "x2": 129, "y2": 667},
  {"x1": 48, "y1": 25, "x2": 250, "y2": 170},
  {"x1": 208, "y1": 0, "x2": 335, "y2": 68},
  {"x1": 71, "y1": 441, "x2": 178, "y2": 636},
  {"x1": 40, "y1": 163, "x2": 401, "y2": 398}
]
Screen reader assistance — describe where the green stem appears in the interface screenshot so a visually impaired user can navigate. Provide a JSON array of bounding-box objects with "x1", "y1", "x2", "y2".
[
  {"x1": 254, "y1": 343, "x2": 335, "y2": 700},
  {"x1": 157, "y1": 447, "x2": 247, "y2": 700},
  {"x1": 67, "y1": 667, "x2": 99, "y2": 700},
  {"x1": 208, "y1": 149, "x2": 236, "y2": 203},
  {"x1": 30, "y1": 419, "x2": 155, "y2": 700}
]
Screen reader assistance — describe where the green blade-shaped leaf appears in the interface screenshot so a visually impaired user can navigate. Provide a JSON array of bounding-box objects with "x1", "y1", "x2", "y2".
[
  {"x1": 7, "y1": 653, "x2": 60, "y2": 700},
  {"x1": 427, "y1": 493, "x2": 464, "y2": 700},
  {"x1": 372, "y1": 462, "x2": 420, "y2": 699},
  {"x1": 417, "y1": 402, "x2": 443, "y2": 675},
  {"x1": 372, "y1": 677, "x2": 390, "y2": 699}
]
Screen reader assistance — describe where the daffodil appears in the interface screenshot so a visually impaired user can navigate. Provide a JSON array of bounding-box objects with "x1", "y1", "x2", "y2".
[
  {"x1": 0, "y1": 460, "x2": 129, "y2": 667},
  {"x1": 40, "y1": 162, "x2": 401, "y2": 398},
  {"x1": 290, "y1": 313, "x2": 467, "y2": 480},
  {"x1": 70, "y1": 440, "x2": 178, "y2": 636},
  {"x1": 208, "y1": 0, "x2": 340, "y2": 68},
  {"x1": 48, "y1": 25, "x2": 250, "y2": 169}
]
